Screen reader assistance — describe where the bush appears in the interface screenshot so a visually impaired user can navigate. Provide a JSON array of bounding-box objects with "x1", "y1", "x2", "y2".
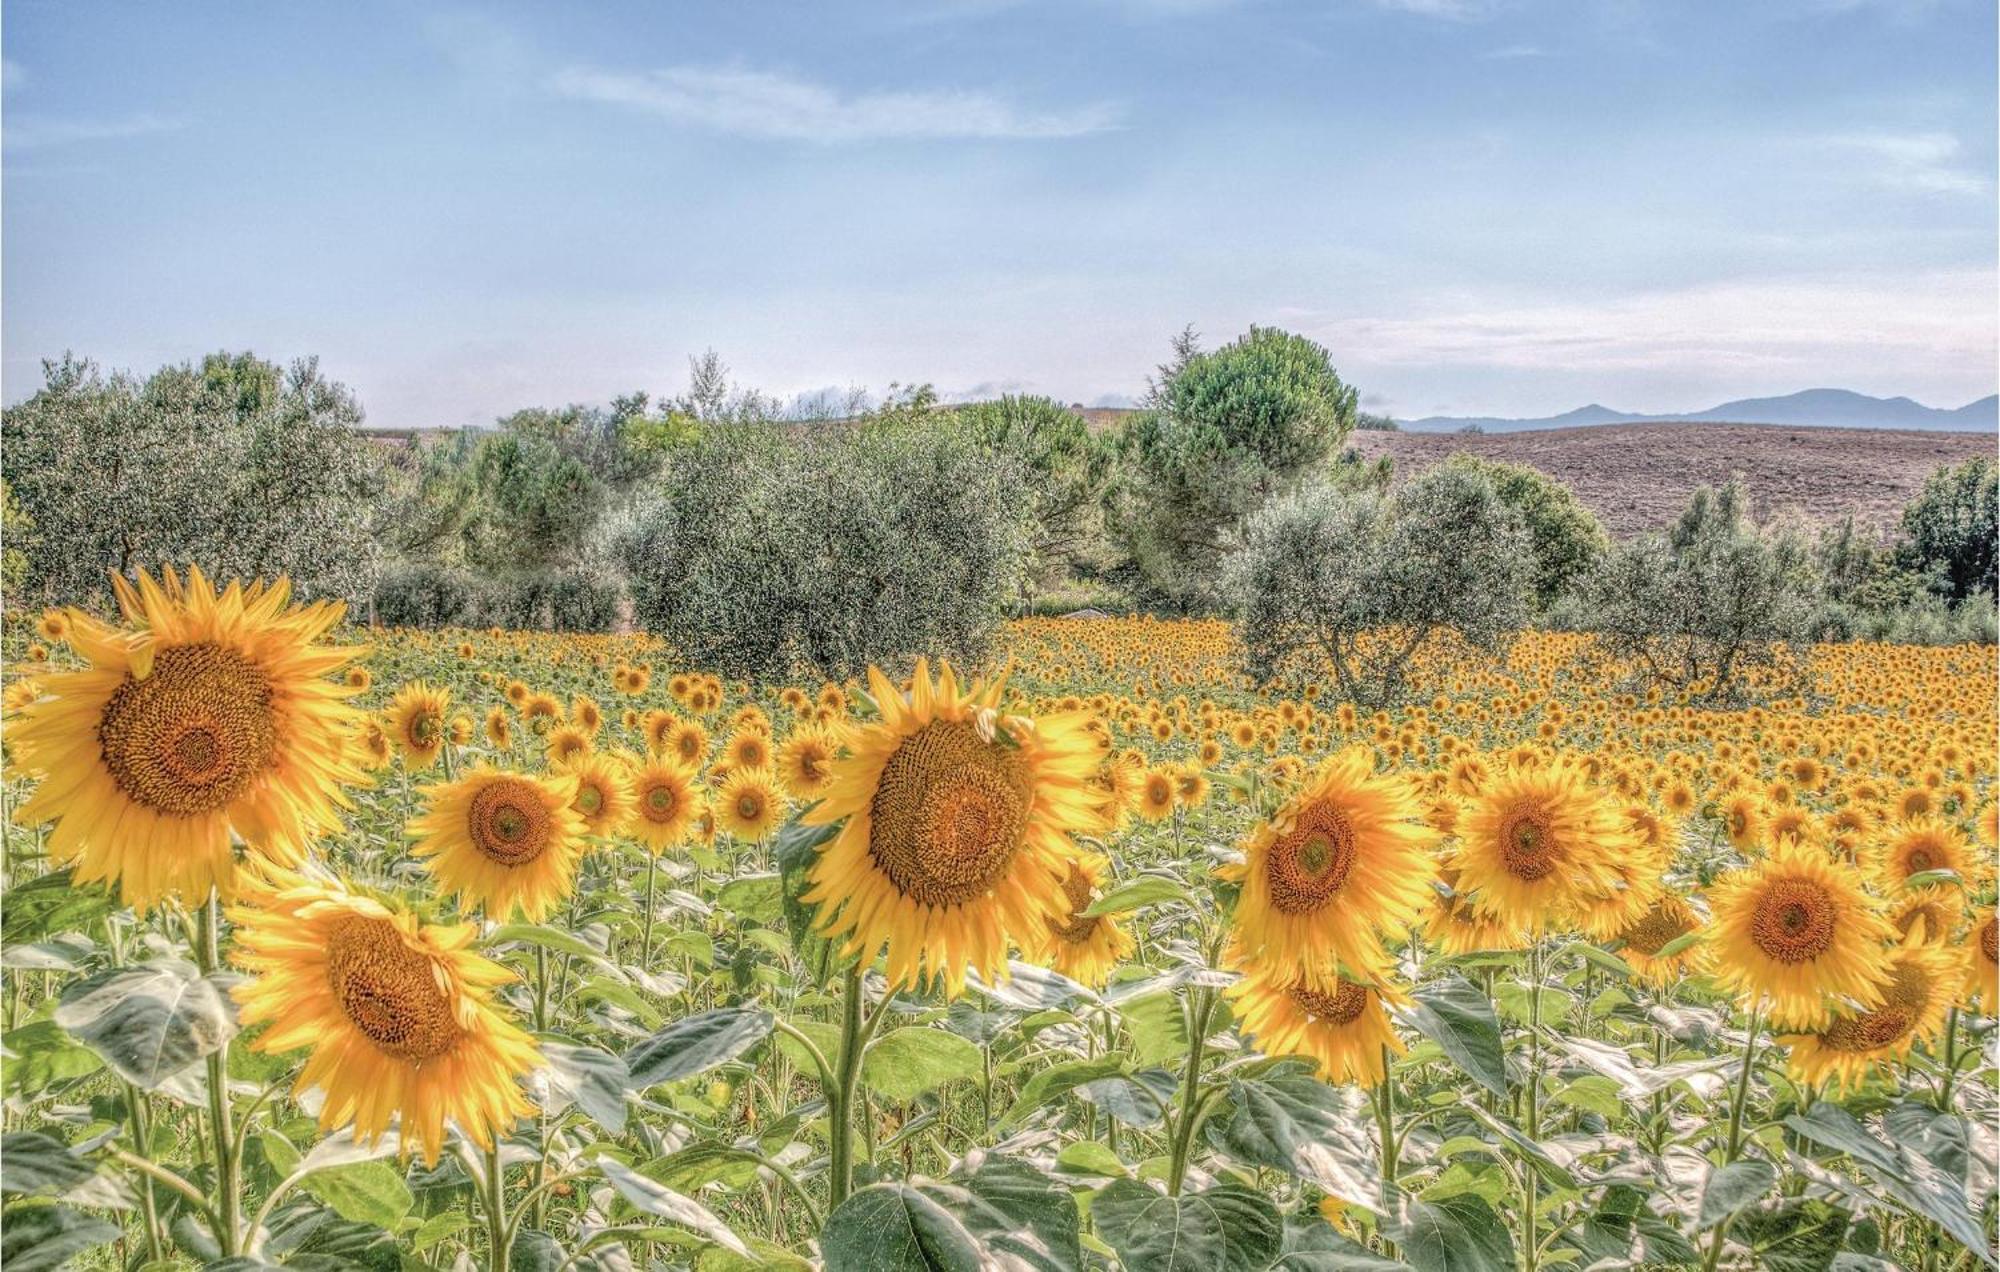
[
  {"x1": 624, "y1": 411, "x2": 1031, "y2": 681},
  {"x1": 1896, "y1": 456, "x2": 1996, "y2": 601},
  {"x1": 1224, "y1": 464, "x2": 1531, "y2": 707},
  {"x1": 1583, "y1": 482, "x2": 1819, "y2": 701},
  {"x1": 1442, "y1": 456, "x2": 1606, "y2": 610},
  {"x1": 954, "y1": 395, "x2": 1116, "y2": 597},
  {"x1": 372, "y1": 562, "x2": 488, "y2": 628}
]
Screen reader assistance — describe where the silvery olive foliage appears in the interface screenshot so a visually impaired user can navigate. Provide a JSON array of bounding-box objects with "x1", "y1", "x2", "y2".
[
  {"x1": 3, "y1": 353, "x2": 382, "y2": 608},
  {"x1": 1223, "y1": 463, "x2": 1532, "y2": 707},
  {"x1": 1582, "y1": 481, "x2": 1821, "y2": 701},
  {"x1": 624, "y1": 409, "x2": 1032, "y2": 681}
]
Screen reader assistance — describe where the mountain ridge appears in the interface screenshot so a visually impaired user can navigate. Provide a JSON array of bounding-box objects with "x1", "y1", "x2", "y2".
[{"x1": 1402, "y1": 388, "x2": 1999, "y2": 433}]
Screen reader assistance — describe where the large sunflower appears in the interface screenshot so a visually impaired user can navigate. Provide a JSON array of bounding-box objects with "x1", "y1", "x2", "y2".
[
  {"x1": 1226, "y1": 956, "x2": 1407, "y2": 1087},
  {"x1": 6, "y1": 568, "x2": 366, "y2": 910},
  {"x1": 799, "y1": 659, "x2": 1099, "y2": 995},
  {"x1": 1217, "y1": 747, "x2": 1439, "y2": 988},
  {"x1": 1452, "y1": 765, "x2": 1632, "y2": 934},
  {"x1": 1706, "y1": 840, "x2": 1895, "y2": 1029},
  {"x1": 230, "y1": 871, "x2": 540, "y2": 1164},
  {"x1": 1783, "y1": 940, "x2": 1957, "y2": 1093},
  {"x1": 629, "y1": 758, "x2": 699, "y2": 853},
  {"x1": 408, "y1": 767, "x2": 587, "y2": 921},
  {"x1": 386, "y1": 681, "x2": 451, "y2": 770},
  {"x1": 1020, "y1": 855, "x2": 1136, "y2": 988}
]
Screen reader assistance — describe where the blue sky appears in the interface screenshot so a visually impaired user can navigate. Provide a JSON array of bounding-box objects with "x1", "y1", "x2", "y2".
[{"x1": 4, "y1": 0, "x2": 1994, "y2": 427}]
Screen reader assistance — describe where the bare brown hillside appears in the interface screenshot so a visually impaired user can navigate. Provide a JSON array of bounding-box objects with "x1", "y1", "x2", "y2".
[{"x1": 1344, "y1": 422, "x2": 1994, "y2": 537}]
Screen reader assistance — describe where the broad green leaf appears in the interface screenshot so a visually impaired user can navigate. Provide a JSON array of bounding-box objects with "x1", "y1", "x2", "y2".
[
  {"x1": 300, "y1": 1159, "x2": 414, "y2": 1229},
  {"x1": 0, "y1": 1202, "x2": 122, "y2": 1272},
  {"x1": 623, "y1": 1008, "x2": 773, "y2": 1090},
  {"x1": 1698, "y1": 1159, "x2": 1777, "y2": 1231},
  {"x1": 0, "y1": 871, "x2": 113, "y2": 946},
  {"x1": 543, "y1": 1041, "x2": 630, "y2": 1133},
  {"x1": 935, "y1": 1155, "x2": 1081, "y2": 1272},
  {"x1": 597, "y1": 1156, "x2": 749, "y2": 1256},
  {"x1": 715, "y1": 873, "x2": 783, "y2": 924},
  {"x1": 863, "y1": 1028, "x2": 983, "y2": 1103},
  {"x1": 1213, "y1": 1072, "x2": 1380, "y2": 1210},
  {"x1": 1076, "y1": 1070, "x2": 1175, "y2": 1129},
  {"x1": 1395, "y1": 1194, "x2": 1514, "y2": 1272},
  {"x1": 820, "y1": 1183, "x2": 983, "y2": 1272},
  {"x1": 1055, "y1": 1141, "x2": 1128, "y2": 1178},
  {"x1": 1732, "y1": 1199, "x2": 1850, "y2": 1272},
  {"x1": 644, "y1": 1145, "x2": 765, "y2": 1192},
  {"x1": 0, "y1": 1133, "x2": 96, "y2": 1197},
  {"x1": 484, "y1": 923, "x2": 614, "y2": 964},
  {"x1": 1093, "y1": 1180, "x2": 1283, "y2": 1272},
  {"x1": 1400, "y1": 975, "x2": 1506, "y2": 1097},
  {"x1": 0, "y1": 1022, "x2": 101, "y2": 1097},
  {"x1": 1082, "y1": 874, "x2": 1198, "y2": 917},
  {"x1": 54, "y1": 959, "x2": 237, "y2": 1090},
  {"x1": 1118, "y1": 991, "x2": 1189, "y2": 1068},
  {"x1": 1784, "y1": 1103, "x2": 1989, "y2": 1261},
  {"x1": 773, "y1": 814, "x2": 840, "y2": 982},
  {"x1": 999, "y1": 1055, "x2": 1126, "y2": 1131}
]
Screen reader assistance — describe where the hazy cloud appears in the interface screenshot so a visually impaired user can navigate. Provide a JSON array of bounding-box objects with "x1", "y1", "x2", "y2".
[
  {"x1": 1825, "y1": 130, "x2": 1987, "y2": 194},
  {"x1": 549, "y1": 63, "x2": 1120, "y2": 142},
  {"x1": 3, "y1": 113, "x2": 183, "y2": 151}
]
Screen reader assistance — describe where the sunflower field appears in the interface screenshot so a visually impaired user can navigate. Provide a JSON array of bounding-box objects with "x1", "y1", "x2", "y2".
[{"x1": 1, "y1": 570, "x2": 1995, "y2": 1271}]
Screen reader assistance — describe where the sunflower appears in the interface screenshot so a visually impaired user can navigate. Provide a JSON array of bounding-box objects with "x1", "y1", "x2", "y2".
[
  {"x1": 1614, "y1": 893, "x2": 1707, "y2": 986},
  {"x1": 387, "y1": 681, "x2": 451, "y2": 770},
  {"x1": 1020, "y1": 856, "x2": 1135, "y2": 988},
  {"x1": 35, "y1": 609, "x2": 70, "y2": 643},
  {"x1": 1135, "y1": 768, "x2": 1177, "y2": 822},
  {"x1": 724, "y1": 729, "x2": 773, "y2": 774},
  {"x1": 629, "y1": 758, "x2": 699, "y2": 853},
  {"x1": 1218, "y1": 748, "x2": 1438, "y2": 987},
  {"x1": 344, "y1": 666, "x2": 372, "y2": 692},
  {"x1": 1783, "y1": 941, "x2": 1958, "y2": 1093},
  {"x1": 484, "y1": 706, "x2": 512, "y2": 749},
  {"x1": 1423, "y1": 869, "x2": 1529, "y2": 956},
  {"x1": 5, "y1": 568, "x2": 366, "y2": 910},
  {"x1": 667, "y1": 719, "x2": 710, "y2": 770},
  {"x1": 1574, "y1": 811, "x2": 1671, "y2": 942},
  {"x1": 1173, "y1": 764, "x2": 1212, "y2": 811},
  {"x1": 716, "y1": 769, "x2": 782, "y2": 841},
  {"x1": 230, "y1": 871, "x2": 540, "y2": 1164},
  {"x1": 1719, "y1": 793, "x2": 1766, "y2": 853},
  {"x1": 1960, "y1": 908, "x2": 1998, "y2": 1007},
  {"x1": 1868, "y1": 817, "x2": 1978, "y2": 892},
  {"x1": 1227, "y1": 956, "x2": 1407, "y2": 1087},
  {"x1": 776, "y1": 727, "x2": 839, "y2": 799},
  {"x1": 354, "y1": 718, "x2": 394, "y2": 771},
  {"x1": 1706, "y1": 840, "x2": 1895, "y2": 1029},
  {"x1": 1452, "y1": 766, "x2": 1632, "y2": 934},
  {"x1": 557, "y1": 752, "x2": 635, "y2": 839},
  {"x1": 799, "y1": 659, "x2": 1099, "y2": 995},
  {"x1": 544, "y1": 723, "x2": 593, "y2": 767},
  {"x1": 408, "y1": 768, "x2": 587, "y2": 921},
  {"x1": 1887, "y1": 886, "x2": 1963, "y2": 946},
  {"x1": 569, "y1": 694, "x2": 603, "y2": 735}
]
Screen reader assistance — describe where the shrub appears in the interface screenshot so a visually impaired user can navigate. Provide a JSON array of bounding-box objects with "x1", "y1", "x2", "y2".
[
  {"x1": 954, "y1": 395, "x2": 1116, "y2": 597},
  {"x1": 1224, "y1": 464, "x2": 1531, "y2": 707},
  {"x1": 372, "y1": 562, "x2": 489, "y2": 628},
  {"x1": 625, "y1": 411, "x2": 1031, "y2": 681},
  {"x1": 1583, "y1": 482, "x2": 1819, "y2": 701},
  {"x1": 1442, "y1": 455, "x2": 1606, "y2": 610},
  {"x1": 1896, "y1": 456, "x2": 1997, "y2": 601}
]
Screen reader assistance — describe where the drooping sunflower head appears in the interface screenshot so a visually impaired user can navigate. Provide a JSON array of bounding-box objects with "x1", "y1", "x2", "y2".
[
  {"x1": 1783, "y1": 940, "x2": 1958, "y2": 1094},
  {"x1": 1226, "y1": 953, "x2": 1408, "y2": 1087},
  {"x1": 1719, "y1": 793, "x2": 1767, "y2": 853},
  {"x1": 556, "y1": 751, "x2": 635, "y2": 839},
  {"x1": 387, "y1": 681, "x2": 451, "y2": 770},
  {"x1": 800, "y1": 659, "x2": 1100, "y2": 996},
  {"x1": 569, "y1": 694, "x2": 603, "y2": 735},
  {"x1": 5, "y1": 568, "x2": 367, "y2": 910},
  {"x1": 1706, "y1": 840, "x2": 1896, "y2": 1029},
  {"x1": 629, "y1": 758, "x2": 698, "y2": 853},
  {"x1": 408, "y1": 767, "x2": 587, "y2": 922},
  {"x1": 1453, "y1": 766, "x2": 1632, "y2": 935},
  {"x1": 230, "y1": 871, "x2": 540, "y2": 1164},
  {"x1": 1021, "y1": 856, "x2": 1135, "y2": 989},
  {"x1": 1615, "y1": 892, "x2": 1707, "y2": 987},
  {"x1": 1218, "y1": 747, "x2": 1439, "y2": 988},
  {"x1": 1887, "y1": 885, "x2": 1964, "y2": 947}
]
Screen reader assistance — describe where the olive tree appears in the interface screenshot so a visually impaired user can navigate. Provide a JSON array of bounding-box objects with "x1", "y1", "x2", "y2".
[
  {"x1": 1442, "y1": 455, "x2": 1607, "y2": 611},
  {"x1": 2, "y1": 353, "x2": 382, "y2": 608},
  {"x1": 1223, "y1": 464, "x2": 1532, "y2": 707},
  {"x1": 1895, "y1": 456, "x2": 1997, "y2": 601},
  {"x1": 955, "y1": 395, "x2": 1116, "y2": 596}
]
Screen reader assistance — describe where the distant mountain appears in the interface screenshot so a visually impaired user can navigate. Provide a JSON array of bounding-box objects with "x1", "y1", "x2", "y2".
[{"x1": 1403, "y1": 389, "x2": 1998, "y2": 434}]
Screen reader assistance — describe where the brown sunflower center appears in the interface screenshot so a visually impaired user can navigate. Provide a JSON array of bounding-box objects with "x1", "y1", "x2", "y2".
[
  {"x1": 1266, "y1": 800, "x2": 1358, "y2": 914},
  {"x1": 641, "y1": 780, "x2": 678, "y2": 822},
  {"x1": 1497, "y1": 804, "x2": 1558, "y2": 881},
  {"x1": 1288, "y1": 979, "x2": 1370, "y2": 1025},
  {"x1": 1619, "y1": 899, "x2": 1695, "y2": 955},
  {"x1": 98, "y1": 643, "x2": 279, "y2": 818},
  {"x1": 1980, "y1": 917, "x2": 1998, "y2": 967},
  {"x1": 1048, "y1": 866, "x2": 1102, "y2": 945},
  {"x1": 736, "y1": 792, "x2": 763, "y2": 820},
  {"x1": 576, "y1": 784, "x2": 604, "y2": 816},
  {"x1": 469, "y1": 778, "x2": 553, "y2": 867},
  {"x1": 408, "y1": 712, "x2": 441, "y2": 748},
  {"x1": 325, "y1": 915, "x2": 461, "y2": 1063},
  {"x1": 1749, "y1": 878, "x2": 1837, "y2": 964},
  {"x1": 867, "y1": 719, "x2": 1030, "y2": 908},
  {"x1": 1821, "y1": 961, "x2": 1930, "y2": 1053}
]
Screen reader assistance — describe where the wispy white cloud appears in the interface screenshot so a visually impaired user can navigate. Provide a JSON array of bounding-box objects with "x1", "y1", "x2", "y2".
[
  {"x1": 548, "y1": 63, "x2": 1119, "y2": 143},
  {"x1": 1824, "y1": 130, "x2": 1987, "y2": 194},
  {"x1": 1481, "y1": 43, "x2": 1548, "y2": 59},
  {"x1": 1371, "y1": 0, "x2": 1499, "y2": 20},
  {"x1": 3, "y1": 113, "x2": 183, "y2": 151}
]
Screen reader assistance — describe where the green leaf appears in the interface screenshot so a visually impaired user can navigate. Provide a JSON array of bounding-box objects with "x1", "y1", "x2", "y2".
[
  {"x1": 715, "y1": 873, "x2": 783, "y2": 924},
  {"x1": 54, "y1": 959, "x2": 238, "y2": 1090},
  {"x1": 1400, "y1": 975, "x2": 1506, "y2": 1097},
  {"x1": 1564, "y1": 942, "x2": 1635, "y2": 980},
  {"x1": 1213, "y1": 1072, "x2": 1380, "y2": 1210},
  {"x1": 1054, "y1": 1141, "x2": 1128, "y2": 1178},
  {"x1": 1118, "y1": 991, "x2": 1189, "y2": 1068},
  {"x1": 820, "y1": 1183, "x2": 983, "y2": 1272},
  {"x1": 299, "y1": 1159, "x2": 414, "y2": 1229},
  {"x1": 1900, "y1": 868, "x2": 1963, "y2": 890},
  {"x1": 644, "y1": 1145, "x2": 764, "y2": 1193},
  {"x1": 1076, "y1": 1070, "x2": 1175, "y2": 1129},
  {"x1": 0, "y1": 1022, "x2": 102, "y2": 1097},
  {"x1": 543, "y1": 1041, "x2": 630, "y2": 1133},
  {"x1": 0, "y1": 1134, "x2": 96, "y2": 1197},
  {"x1": 623, "y1": 1008, "x2": 773, "y2": 1090},
  {"x1": 597, "y1": 1156, "x2": 749, "y2": 1257},
  {"x1": 1698, "y1": 1159, "x2": 1777, "y2": 1231},
  {"x1": 863, "y1": 1028, "x2": 983, "y2": 1103},
  {"x1": 0, "y1": 1202, "x2": 122, "y2": 1272},
  {"x1": 773, "y1": 814, "x2": 841, "y2": 982},
  {"x1": 0, "y1": 871, "x2": 113, "y2": 946},
  {"x1": 1732, "y1": 1200, "x2": 1849, "y2": 1272},
  {"x1": 1784, "y1": 1104, "x2": 1990, "y2": 1261},
  {"x1": 916, "y1": 1156, "x2": 1081, "y2": 1272},
  {"x1": 1092, "y1": 1180, "x2": 1283, "y2": 1272},
  {"x1": 999, "y1": 1056, "x2": 1127, "y2": 1131},
  {"x1": 1082, "y1": 874, "x2": 1198, "y2": 917},
  {"x1": 1395, "y1": 1194, "x2": 1515, "y2": 1272},
  {"x1": 485, "y1": 923, "x2": 612, "y2": 963}
]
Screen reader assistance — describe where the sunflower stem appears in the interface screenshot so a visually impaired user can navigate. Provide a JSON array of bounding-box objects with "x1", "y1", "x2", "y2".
[
  {"x1": 1937, "y1": 1006, "x2": 1960, "y2": 1112},
  {"x1": 483, "y1": 1138, "x2": 509, "y2": 1266},
  {"x1": 1374, "y1": 1044, "x2": 1399, "y2": 1259},
  {"x1": 1165, "y1": 985, "x2": 1218, "y2": 1197},
  {"x1": 195, "y1": 891, "x2": 242, "y2": 1257},
  {"x1": 641, "y1": 853, "x2": 658, "y2": 965},
  {"x1": 1701, "y1": 1005, "x2": 1764, "y2": 1272},
  {"x1": 1522, "y1": 940, "x2": 1544, "y2": 1272},
  {"x1": 827, "y1": 966, "x2": 869, "y2": 1207}
]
